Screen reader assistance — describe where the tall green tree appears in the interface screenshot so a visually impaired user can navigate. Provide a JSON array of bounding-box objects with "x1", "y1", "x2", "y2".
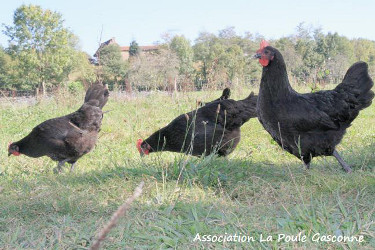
[
  {"x1": 352, "y1": 38, "x2": 375, "y2": 63},
  {"x1": 3, "y1": 4, "x2": 80, "y2": 91},
  {"x1": 170, "y1": 35, "x2": 194, "y2": 77},
  {"x1": 193, "y1": 32, "x2": 225, "y2": 87},
  {"x1": 128, "y1": 48, "x2": 178, "y2": 91},
  {"x1": 222, "y1": 44, "x2": 246, "y2": 82},
  {"x1": 129, "y1": 40, "x2": 140, "y2": 57},
  {"x1": 98, "y1": 43, "x2": 128, "y2": 89},
  {"x1": 0, "y1": 47, "x2": 14, "y2": 88},
  {"x1": 68, "y1": 51, "x2": 96, "y2": 85},
  {"x1": 193, "y1": 29, "x2": 255, "y2": 88}
]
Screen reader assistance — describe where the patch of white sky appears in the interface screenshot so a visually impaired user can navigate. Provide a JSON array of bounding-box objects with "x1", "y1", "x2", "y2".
[{"x1": 0, "y1": 0, "x2": 374, "y2": 55}]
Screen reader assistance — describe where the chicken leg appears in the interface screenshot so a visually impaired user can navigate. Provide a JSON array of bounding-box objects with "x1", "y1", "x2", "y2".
[
  {"x1": 333, "y1": 150, "x2": 352, "y2": 173},
  {"x1": 304, "y1": 162, "x2": 310, "y2": 169},
  {"x1": 70, "y1": 162, "x2": 76, "y2": 172},
  {"x1": 54, "y1": 160, "x2": 67, "y2": 174}
]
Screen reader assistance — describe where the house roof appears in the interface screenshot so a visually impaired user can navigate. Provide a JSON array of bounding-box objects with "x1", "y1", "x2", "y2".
[
  {"x1": 93, "y1": 38, "x2": 159, "y2": 57},
  {"x1": 93, "y1": 38, "x2": 117, "y2": 57},
  {"x1": 120, "y1": 45, "x2": 159, "y2": 52}
]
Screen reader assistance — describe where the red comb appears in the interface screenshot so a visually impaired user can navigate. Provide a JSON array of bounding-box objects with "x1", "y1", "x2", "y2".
[
  {"x1": 136, "y1": 139, "x2": 143, "y2": 153},
  {"x1": 260, "y1": 40, "x2": 270, "y2": 50}
]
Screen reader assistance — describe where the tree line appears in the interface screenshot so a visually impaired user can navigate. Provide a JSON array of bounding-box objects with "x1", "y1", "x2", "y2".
[{"x1": 1, "y1": 5, "x2": 375, "y2": 93}]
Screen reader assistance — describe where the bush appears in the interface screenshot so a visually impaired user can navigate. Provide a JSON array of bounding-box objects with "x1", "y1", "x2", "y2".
[{"x1": 67, "y1": 81, "x2": 84, "y2": 93}]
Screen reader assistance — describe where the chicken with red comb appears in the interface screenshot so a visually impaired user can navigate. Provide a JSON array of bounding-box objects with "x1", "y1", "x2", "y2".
[
  {"x1": 254, "y1": 41, "x2": 374, "y2": 172},
  {"x1": 8, "y1": 92, "x2": 108, "y2": 173},
  {"x1": 136, "y1": 88, "x2": 258, "y2": 157}
]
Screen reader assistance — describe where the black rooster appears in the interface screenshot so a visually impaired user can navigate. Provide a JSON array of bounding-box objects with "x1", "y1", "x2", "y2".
[
  {"x1": 8, "y1": 99, "x2": 104, "y2": 173},
  {"x1": 137, "y1": 89, "x2": 257, "y2": 157},
  {"x1": 254, "y1": 40, "x2": 374, "y2": 172}
]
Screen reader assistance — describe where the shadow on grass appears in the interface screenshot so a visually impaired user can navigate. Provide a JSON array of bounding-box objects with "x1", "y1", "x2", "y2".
[
  {"x1": 98, "y1": 140, "x2": 374, "y2": 185},
  {"x1": 3, "y1": 141, "x2": 374, "y2": 190}
]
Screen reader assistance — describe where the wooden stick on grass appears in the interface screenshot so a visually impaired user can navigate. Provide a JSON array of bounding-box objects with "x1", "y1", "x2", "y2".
[{"x1": 90, "y1": 181, "x2": 144, "y2": 250}]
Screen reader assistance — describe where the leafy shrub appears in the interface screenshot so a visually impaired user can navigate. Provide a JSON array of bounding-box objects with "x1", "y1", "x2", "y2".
[{"x1": 67, "y1": 81, "x2": 84, "y2": 93}]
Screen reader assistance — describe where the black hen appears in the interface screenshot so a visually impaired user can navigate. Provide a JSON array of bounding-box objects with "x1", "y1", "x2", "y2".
[
  {"x1": 8, "y1": 99, "x2": 103, "y2": 173},
  {"x1": 84, "y1": 82, "x2": 109, "y2": 109},
  {"x1": 255, "y1": 40, "x2": 374, "y2": 172},
  {"x1": 137, "y1": 89, "x2": 258, "y2": 157}
]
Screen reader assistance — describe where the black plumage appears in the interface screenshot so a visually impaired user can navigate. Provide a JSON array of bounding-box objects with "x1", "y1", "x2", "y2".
[
  {"x1": 84, "y1": 82, "x2": 109, "y2": 109},
  {"x1": 197, "y1": 88, "x2": 231, "y2": 107},
  {"x1": 8, "y1": 99, "x2": 104, "y2": 173},
  {"x1": 138, "y1": 89, "x2": 258, "y2": 156},
  {"x1": 255, "y1": 43, "x2": 374, "y2": 172},
  {"x1": 219, "y1": 87, "x2": 231, "y2": 101}
]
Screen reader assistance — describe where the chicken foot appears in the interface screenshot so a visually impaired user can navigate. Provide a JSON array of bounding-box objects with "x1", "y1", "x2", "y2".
[
  {"x1": 70, "y1": 162, "x2": 76, "y2": 172},
  {"x1": 54, "y1": 160, "x2": 68, "y2": 174},
  {"x1": 53, "y1": 159, "x2": 76, "y2": 174}
]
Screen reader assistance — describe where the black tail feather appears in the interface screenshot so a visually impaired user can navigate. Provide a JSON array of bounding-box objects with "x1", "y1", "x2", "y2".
[
  {"x1": 221, "y1": 88, "x2": 231, "y2": 100},
  {"x1": 336, "y1": 61, "x2": 374, "y2": 113}
]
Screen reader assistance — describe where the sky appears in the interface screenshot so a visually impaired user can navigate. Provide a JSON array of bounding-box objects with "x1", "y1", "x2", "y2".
[{"x1": 1, "y1": 0, "x2": 375, "y2": 56}]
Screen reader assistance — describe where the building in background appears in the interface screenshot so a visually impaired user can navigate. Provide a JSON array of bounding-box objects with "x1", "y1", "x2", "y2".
[{"x1": 93, "y1": 37, "x2": 158, "y2": 61}]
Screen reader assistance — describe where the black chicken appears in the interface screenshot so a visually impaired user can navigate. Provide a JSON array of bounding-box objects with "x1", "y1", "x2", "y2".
[
  {"x1": 254, "y1": 40, "x2": 374, "y2": 172},
  {"x1": 84, "y1": 82, "x2": 109, "y2": 109},
  {"x1": 137, "y1": 89, "x2": 258, "y2": 157},
  {"x1": 8, "y1": 99, "x2": 103, "y2": 173}
]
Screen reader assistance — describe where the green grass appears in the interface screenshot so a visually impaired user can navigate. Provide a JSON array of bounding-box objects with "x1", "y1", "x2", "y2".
[{"x1": 0, "y1": 86, "x2": 374, "y2": 249}]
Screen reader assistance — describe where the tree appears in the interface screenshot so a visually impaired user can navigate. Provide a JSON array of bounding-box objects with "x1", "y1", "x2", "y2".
[
  {"x1": 220, "y1": 44, "x2": 245, "y2": 82},
  {"x1": 0, "y1": 47, "x2": 16, "y2": 89},
  {"x1": 170, "y1": 35, "x2": 194, "y2": 79},
  {"x1": 193, "y1": 32, "x2": 228, "y2": 88},
  {"x1": 68, "y1": 51, "x2": 96, "y2": 86},
  {"x1": 3, "y1": 4, "x2": 81, "y2": 92},
  {"x1": 218, "y1": 26, "x2": 237, "y2": 40},
  {"x1": 275, "y1": 37, "x2": 304, "y2": 84},
  {"x1": 294, "y1": 31, "x2": 322, "y2": 82},
  {"x1": 128, "y1": 48, "x2": 178, "y2": 91},
  {"x1": 352, "y1": 39, "x2": 375, "y2": 62},
  {"x1": 129, "y1": 40, "x2": 140, "y2": 57},
  {"x1": 98, "y1": 43, "x2": 128, "y2": 89},
  {"x1": 193, "y1": 29, "x2": 259, "y2": 89}
]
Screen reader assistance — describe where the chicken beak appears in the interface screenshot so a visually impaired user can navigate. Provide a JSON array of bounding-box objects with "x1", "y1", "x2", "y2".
[
  {"x1": 253, "y1": 53, "x2": 262, "y2": 59},
  {"x1": 8, "y1": 152, "x2": 12, "y2": 156},
  {"x1": 139, "y1": 150, "x2": 145, "y2": 157}
]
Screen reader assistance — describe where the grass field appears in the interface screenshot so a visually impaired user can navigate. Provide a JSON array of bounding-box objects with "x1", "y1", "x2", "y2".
[{"x1": 1, "y1": 86, "x2": 374, "y2": 249}]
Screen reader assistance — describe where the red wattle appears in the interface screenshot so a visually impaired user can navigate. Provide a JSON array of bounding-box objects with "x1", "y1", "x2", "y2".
[
  {"x1": 259, "y1": 58, "x2": 269, "y2": 67},
  {"x1": 136, "y1": 139, "x2": 143, "y2": 153}
]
